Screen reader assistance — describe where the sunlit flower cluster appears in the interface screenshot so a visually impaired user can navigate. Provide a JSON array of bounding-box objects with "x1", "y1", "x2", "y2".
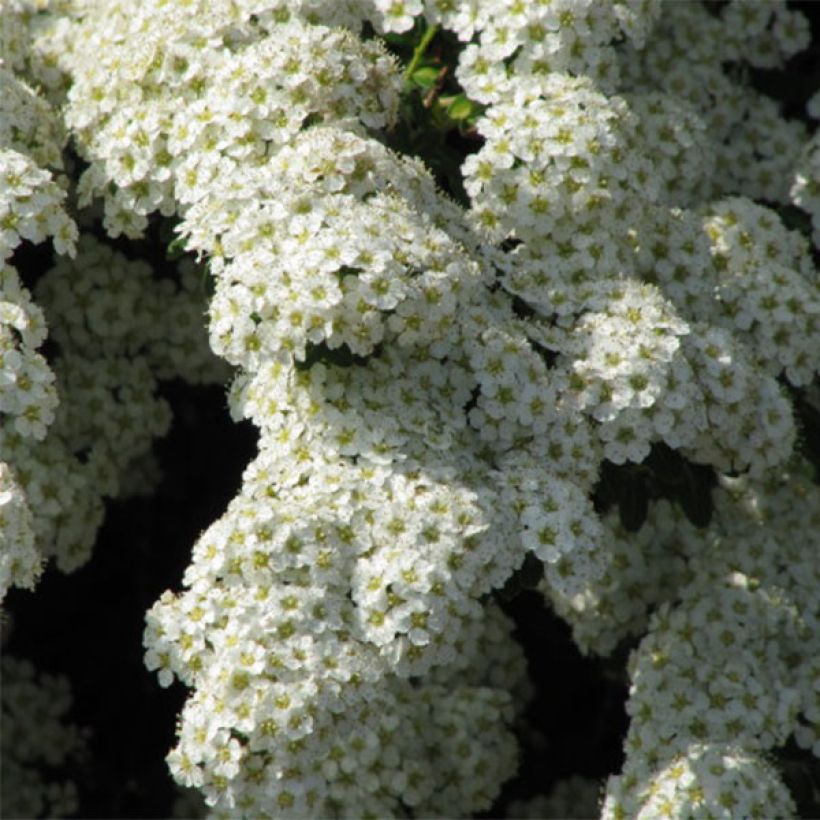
[{"x1": 3, "y1": 0, "x2": 819, "y2": 817}]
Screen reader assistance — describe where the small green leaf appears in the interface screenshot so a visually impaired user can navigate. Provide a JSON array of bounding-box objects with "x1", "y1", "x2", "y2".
[
  {"x1": 411, "y1": 66, "x2": 440, "y2": 89},
  {"x1": 430, "y1": 99, "x2": 452, "y2": 131},
  {"x1": 447, "y1": 94, "x2": 474, "y2": 121},
  {"x1": 383, "y1": 31, "x2": 413, "y2": 46}
]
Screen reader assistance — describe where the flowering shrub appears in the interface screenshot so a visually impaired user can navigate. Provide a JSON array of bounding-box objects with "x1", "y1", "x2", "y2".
[{"x1": 2, "y1": 0, "x2": 820, "y2": 817}]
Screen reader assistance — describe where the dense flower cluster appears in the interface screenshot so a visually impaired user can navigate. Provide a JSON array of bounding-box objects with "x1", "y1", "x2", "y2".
[
  {"x1": 604, "y1": 743, "x2": 796, "y2": 820},
  {"x1": 0, "y1": 653, "x2": 88, "y2": 818},
  {"x1": 46, "y1": 0, "x2": 609, "y2": 813},
  {"x1": 2, "y1": 0, "x2": 820, "y2": 817},
  {"x1": 552, "y1": 464, "x2": 820, "y2": 817},
  {"x1": 28, "y1": 235, "x2": 226, "y2": 569},
  {"x1": 0, "y1": 0, "x2": 223, "y2": 603},
  {"x1": 0, "y1": 15, "x2": 76, "y2": 597}
]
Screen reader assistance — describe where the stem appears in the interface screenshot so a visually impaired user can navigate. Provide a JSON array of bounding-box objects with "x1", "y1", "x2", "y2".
[
  {"x1": 423, "y1": 66, "x2": 448, "y2": 108},
  {"x1": 403, "y1": 24, "x2": 439, "y2": 83}
]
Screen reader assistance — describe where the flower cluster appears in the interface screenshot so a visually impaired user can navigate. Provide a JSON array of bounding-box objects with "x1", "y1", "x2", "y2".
[
  {"x1": 792, "y1": 122, "x2": 820, "y2": 246},
  {"x1": 51, "y1": 0, "x2": 640, "y2": 813},
  {"x1": 604, "y1": 743, "x2": 796, "y2": 820},
  {"x1": 0, "y1": 654, "x2": 88, "y2": 819},
  {"x1": 701, "y1": 198, "x2": 820, "y2": 385},
  {"x1": 15, "y1": 235, "x2": 224, "y2": 574},
  {"x1": 593, "y1": 465, "x2": 819, "y2": 814},
  {"x1": 0, "y1": 57, "x2": 224, "y2": 599},
  {"x1": 55, "y1": 0, "x2": 400, "y2": 239},
  {"x1": 0, "y1": 33, "x2": 77, "y2": 598},
  {"x1": 14, "y1": 0, "x2": 820, "y2": 817},
  {"x1": 619, "y1": 1, "x2": 810, "y2": 204}
]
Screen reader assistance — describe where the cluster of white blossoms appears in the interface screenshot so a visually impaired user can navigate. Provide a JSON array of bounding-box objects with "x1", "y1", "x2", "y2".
[
  {"x1": 22, "y1": 234, "x2": 226, "y2": 573},
  {"x1": 0, "y1": 12, "x2": 78, "y2": 597},
  {"x1": 553, "y1": 464, "x2": 820, "y2": 818},
  {"x1": 1, "y1": 35, "x2": 229, "y2": 820},
  {"x1": 605, "y1": 743, "x2": 797, "y2": 820},
  {"x1": 455, "y1": 0, "x2": 813, "y2": 479},
  {"x1": 3, "y1": 0, "x2": 815, "y2": 817},
  {"x1": 619, "y1": 1, "x2": 810, "y2": 204},
  {"x1": 0, "y1": 0, "x2": 225, "y2": 602},
  {"x1": 1, "y1": 167, "x2": 223, "y2": 596},
  {"x1": 51, "y1": 0, "x2": 608, "y2": 814},
  {"x1": 0, "y1": 654, "x2": 88, "y2": 818}
]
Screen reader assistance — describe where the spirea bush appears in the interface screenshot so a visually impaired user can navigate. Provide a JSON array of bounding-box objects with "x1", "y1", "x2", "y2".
[{"x1": 2, "y1": 0, "x2": 820, "y2": 817}]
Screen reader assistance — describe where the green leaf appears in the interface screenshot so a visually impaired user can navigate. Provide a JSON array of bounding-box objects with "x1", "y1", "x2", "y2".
[
  {"x1": 430, "y1": 99, "x2": 452, "y2": 131},
  {"x1": 447, "y1": 94, "x2": 474, "y2": 121},
  {"x1": 411, "y1": 66, "x2": 440, "y2": 89}
]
